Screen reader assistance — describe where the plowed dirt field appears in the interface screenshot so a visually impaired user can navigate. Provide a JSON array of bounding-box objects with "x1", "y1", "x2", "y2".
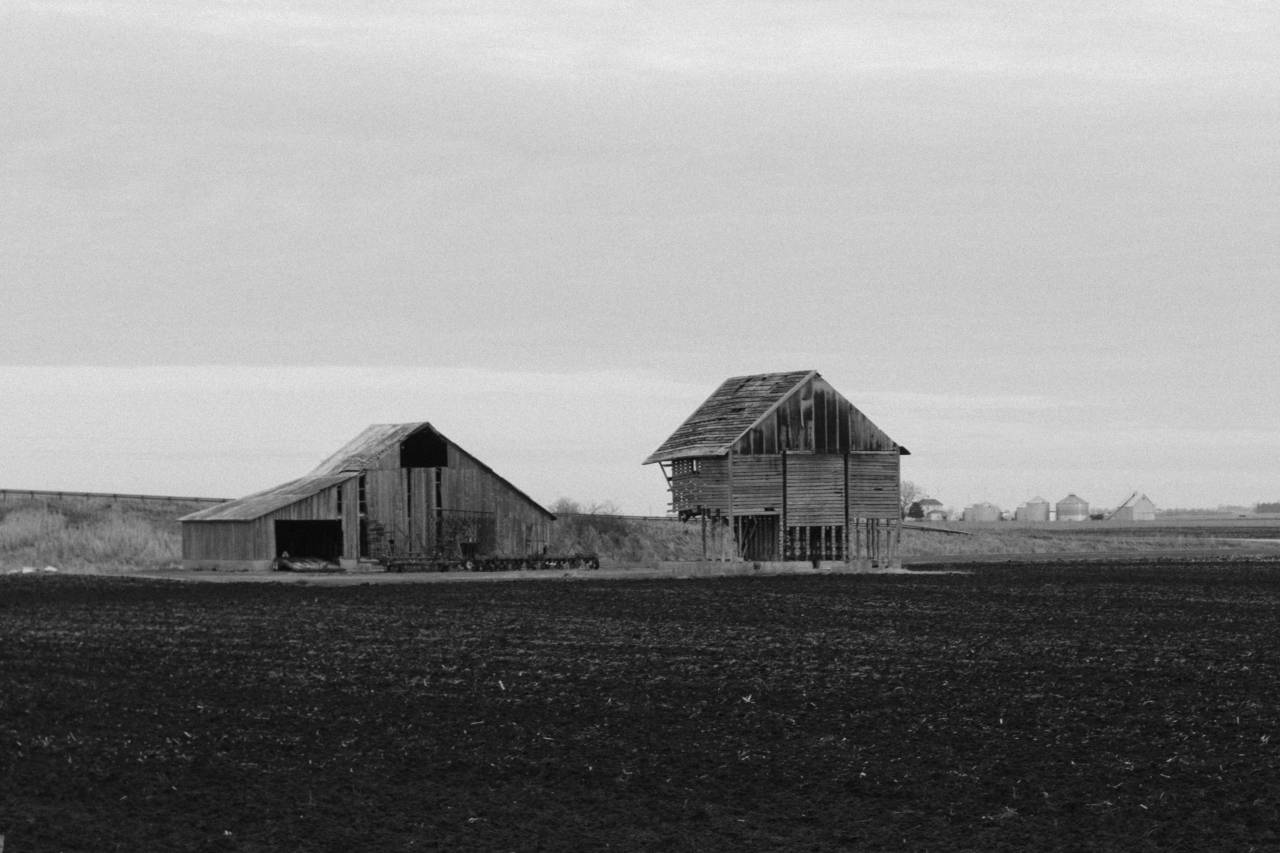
[{"x1": 4, "y1": 556, "x2": 1280, "y2": 851}]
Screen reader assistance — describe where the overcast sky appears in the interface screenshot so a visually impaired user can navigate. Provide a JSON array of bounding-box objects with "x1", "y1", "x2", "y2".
[{"x1": 3, "y1": 1, "x2": 1277, "y2": 513}]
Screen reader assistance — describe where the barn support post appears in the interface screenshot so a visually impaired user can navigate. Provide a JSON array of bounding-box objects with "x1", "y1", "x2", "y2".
[
  {"x1": 700, "y1": 508, "x2": 708, "y2": 560},
  {"x1": 843, "y1": 452, "x2": 851, "y2": 565},
  {"x1": 780, "y1": 447, "x2": 788, "y2": 560},
  {"x1": 726, "y1": 448, "x2": 735, "y2": 561}
]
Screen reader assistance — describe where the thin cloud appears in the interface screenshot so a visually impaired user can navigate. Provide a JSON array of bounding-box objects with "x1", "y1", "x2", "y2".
[{"x1": 21, "y1": 0, "x2": 1275, "y2": 85}]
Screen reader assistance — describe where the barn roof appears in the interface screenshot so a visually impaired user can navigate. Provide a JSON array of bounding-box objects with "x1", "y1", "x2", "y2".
[
  {"x1": 643, "y1": 370, "x2": 907, "y2": 464},
  {"x1": 644, "y1": 371, "x2": 814, "y2": 464},
  {"x1": 182, "y1": 422, "x2": 554, "y2": 523},
  {"x1": 307, "y1": 423, "x2": 424, "y2": 476},
  {"x1": 179, "y1": 473, "x2": 358, "y2": 522},
  {"x1": 1108, "y1": 491, "x2": 1155, "y2": 517}
]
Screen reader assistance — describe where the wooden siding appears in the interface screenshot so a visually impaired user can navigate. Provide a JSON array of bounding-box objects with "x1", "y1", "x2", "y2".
[
  {"x1": 668, "y1": 451, "x2": 898, "y2": 525},
  {"x1": 669, "y1": 457, "x2": 728, "y2": 514},
  {"x1": 726, "y1": 457, "x2": 783, "y2": 514},
  {"x1": 357, "y1": 447, "x2": 550, "y2": 557},
  {"x1": 183, "y1": 521, "x2": 258, "y2": 562},
  {"x1": 847, "y1": 452, "x2": 900, "y2": 519},
  {"x1": 183, "y1": 481, "x2": 354, "y2": 561},
  {"x1": 731, "y1": 375, "x2": 901, "y2": 457},
  {"x1": 442, "y1": 446, "x2": 552, "y2": 555},
  {"x1": 784, "y1": 455, "x2": 845, "y2": 526}
]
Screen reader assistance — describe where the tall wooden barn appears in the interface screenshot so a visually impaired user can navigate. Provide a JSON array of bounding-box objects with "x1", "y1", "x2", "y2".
[
  {"x1": 181, "y1": 422, "x2": 554, "y2": 570},
  {"x1": 645, "y1": 371, "x2": 909, "y2": 565}
]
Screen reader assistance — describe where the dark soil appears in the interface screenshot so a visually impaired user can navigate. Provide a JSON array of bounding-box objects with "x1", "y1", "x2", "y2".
[{"x1": 4, "y1": 556, "x2": 1280, "y2": 851}]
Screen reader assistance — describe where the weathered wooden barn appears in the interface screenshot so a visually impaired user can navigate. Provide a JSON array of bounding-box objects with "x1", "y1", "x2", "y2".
[
  {"x1": 181, "y1": 423, "x2": 554, "y2": 570},
  {"x1": 645, "y1": 371, "x2": 909, "y2": 565}
]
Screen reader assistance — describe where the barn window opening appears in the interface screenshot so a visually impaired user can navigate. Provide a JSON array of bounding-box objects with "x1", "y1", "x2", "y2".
[
  {"x1": 358, "y1": 475, "x2": 368, "y2": 515},
  {"x1": 400, "y1": 427, "x2": 449, "y2": 468}
]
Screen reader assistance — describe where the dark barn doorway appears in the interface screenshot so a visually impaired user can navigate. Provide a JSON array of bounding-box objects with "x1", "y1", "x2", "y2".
[{"x1": 274, "y1": 520, "x2": 343, "y2": 560}]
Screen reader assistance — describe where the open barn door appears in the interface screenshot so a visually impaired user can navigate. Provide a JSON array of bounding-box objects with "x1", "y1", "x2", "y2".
[{"x1": 274, "y1": 520, "x2": 343, "y2": 561}]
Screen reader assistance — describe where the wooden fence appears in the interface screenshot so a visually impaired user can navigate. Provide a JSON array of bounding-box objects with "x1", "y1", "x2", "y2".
[{"x1": 0, "y1": 489, "x2": 228, "y2": 506}]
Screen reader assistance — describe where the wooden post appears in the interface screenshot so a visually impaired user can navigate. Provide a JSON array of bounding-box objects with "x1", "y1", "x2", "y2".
[
  {"x1": 700, "y1": 509, "x2": 707, "y2": 560},
  {"x1": 843, "y1": 452, "x2": 850, "y2": 564},
  {"x1": 780, "y1": 447, "x2": 788, "y2": 560},
  {"x1": 726, "y1": 448, "x2": 735, "y2": 561}
]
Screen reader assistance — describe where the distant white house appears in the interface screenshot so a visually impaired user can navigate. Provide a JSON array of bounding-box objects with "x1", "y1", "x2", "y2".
[
  {"x1": 908, "y1": 498, "x2": 947, "y2": 521},
  {"x1": 1109, "y1": 492, "x2": 1157, "y2": 521}
]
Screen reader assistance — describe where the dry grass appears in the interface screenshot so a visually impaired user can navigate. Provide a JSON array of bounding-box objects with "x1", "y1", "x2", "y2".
[
  {"x1": 4, "y1": 496, "x2": 1267, "y2": 573},
  {"x1": 0, "y1": 498, "x2": 201, "y2": 572},
  {"x1": 555, "y1": 515, "x2": 1264, "y2": 565},
  {"x1": 550, "y1": 513, "x2": 706, "y2": 563},
  {"x1": 898, "y1": 526, "x2": 1260, "y2": 557}
]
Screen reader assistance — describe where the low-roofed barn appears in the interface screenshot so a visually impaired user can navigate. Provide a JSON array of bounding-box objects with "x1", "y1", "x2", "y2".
[{"x1": 181, "y1": 423, "x2": 554, "y2": 570}]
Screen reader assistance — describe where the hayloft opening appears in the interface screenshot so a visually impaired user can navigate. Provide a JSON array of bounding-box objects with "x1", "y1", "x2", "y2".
[
  {"x1": 274, "y1": 520, "x2": 343, "y2": 560},
  {"x1": 400, "y1": 428, "x2": 448, "y2": 468}
]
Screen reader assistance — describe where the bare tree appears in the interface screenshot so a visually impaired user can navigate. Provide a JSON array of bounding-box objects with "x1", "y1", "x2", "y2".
[{"x1": 899, "y1": 480, "x2": 926, "y2": 517}]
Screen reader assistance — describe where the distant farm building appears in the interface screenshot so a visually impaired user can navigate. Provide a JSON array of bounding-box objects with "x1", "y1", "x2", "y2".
[
  {"x1": 1015, "y1": 497, "x2": 1051, "y2": 522},
  {"x1": 1109, "y1": 492, "x2": 1156, "y2": 521},
  {"x1": 644, "y1": 370, "x2": 909, "y2": 565},
  {"x1": 181, "y1": 423, "x2": 554, "y2": 570},
  {"x1": 908, "y1": 498, "x2": 947, "y2": 521},
  {"x1": 1056, "y1": 493, "x2": 1090, "y2": 522}
]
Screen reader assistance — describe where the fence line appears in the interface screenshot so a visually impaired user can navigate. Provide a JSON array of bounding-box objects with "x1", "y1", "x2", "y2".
[
  {"x1": 0, "y1": 489, "x2": 228, "y2": 506},
  {"x1": 555, "y1": 512, "x2": 682, "y2": 523}
]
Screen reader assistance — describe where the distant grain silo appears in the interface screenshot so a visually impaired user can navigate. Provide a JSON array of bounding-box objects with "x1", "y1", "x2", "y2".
[
  {"x1": 1016, "y1": 497, "x2": 1050, "y2": 522},
  {"x1": 963, "y1": 502, "x2": 1001, "y2": 522},
  {"x1": 1056, "y1": 493, "x2": 1089, "y2": 522}
]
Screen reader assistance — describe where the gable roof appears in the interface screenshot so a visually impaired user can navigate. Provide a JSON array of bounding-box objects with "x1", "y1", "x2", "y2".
[
  {"x1": 1109, "y1": 491, "x2": 1155, "y2": 516},
  {"x1": 644, "y1": 370, "x2": 906, "y2": 464},
  {"x1": 182, "y1": 422, "x2": 554, "y2": 523},
  {"x1": 644, "y1": 371, "x2": 813, "y2": 464},
  {"x1": 308, "y1": 422, "x2": 424, "y2": 476}
]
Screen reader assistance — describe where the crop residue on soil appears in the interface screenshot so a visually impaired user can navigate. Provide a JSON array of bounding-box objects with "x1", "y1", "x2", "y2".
[{"x1": 3, "y1": 556, "x2": 1280, "y2": 851}]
